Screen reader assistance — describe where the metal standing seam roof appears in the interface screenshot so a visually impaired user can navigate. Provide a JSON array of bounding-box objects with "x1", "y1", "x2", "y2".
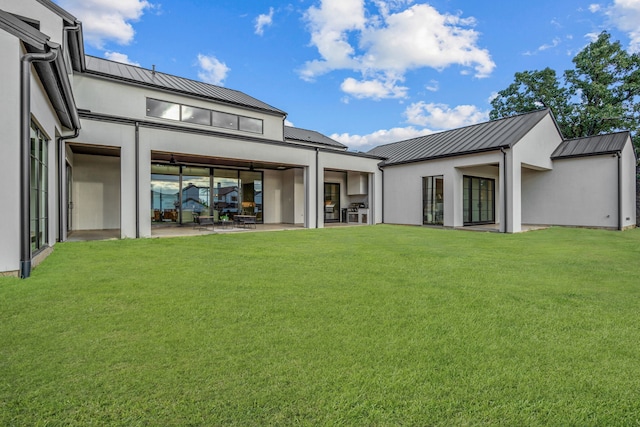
[
  {"x1": 284, "y1": 126, "x2": 347, "y2": 150},
  {"x1": 551, "y1": 132, "x2": 630, "y2": 158},
  {"x1": 368, "y1": 109, "x2": 551, "y2": 166},
  {"x1": 83, "y1": 55, "x2": 286, "y2": 116}
]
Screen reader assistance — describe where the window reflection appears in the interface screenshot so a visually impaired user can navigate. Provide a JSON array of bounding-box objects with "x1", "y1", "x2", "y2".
[
  {"x1": 146, "y1": 98, "x2": 263, "y2": 134},
  {"x1": 239, "y1": 116, "x2": 263, "y2": 134},
  {"x1": 211, "y1": 111, "x2": 238, "y2": 130},
  {"x1": 423, "y1": 175, "x2": 443, "y2": 225},
  {"x1": 181, "y1": 167, "x2": 210, "y2": 223},
  {"x1": 151, "y1": 165, "x2": 180, "y2": 223},
  {"x1": 147, "y1": 99, "x2": 180, "y2": 120},
  {"x1": 151, "y1": 164, "x2": 263, "y2": 224},
  {"x1": 181, "y1": 105, "x2": 210, "y2": 126}
]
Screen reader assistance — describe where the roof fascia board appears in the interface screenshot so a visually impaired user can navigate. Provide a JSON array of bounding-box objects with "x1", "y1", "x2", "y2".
[
  {"x1": 381, "y1": 146, "x2": 506, "y2": 167},
  {"x1": 551, "y1": 151, "x2": 621, "y2": 160},
  {"x1": 29, "y1": 41, "x2": 80, "y2": 130},
  {"x1": 0, "y1": 9, "x2": 48, "y2": 50}
]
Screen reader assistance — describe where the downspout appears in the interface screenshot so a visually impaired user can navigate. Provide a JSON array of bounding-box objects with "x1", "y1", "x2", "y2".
[
  {"x1": 500, "y1": 147, "x2": 508, "y2": 233},
  {"x1": 135, "y1": 122, "x2": 140, "y2": 238},
  {"x1": 20, "y1": 47, "x2": 59, "y2": 278},
  {"x1": 315, "y1": 148, "x2": 320, "y2": 228},
  {"x1": 57, "y1": 129, "x2": 79, "y2": 243},
  {"x1": 617, "y1": 152, "x2": 622, "y2": 231},
  {"x1": 377, "y1": 162, "x2": 384, "y2": 223},
  {"x1": 56, "y1": 24, "x2": 82, "y2": 244}
]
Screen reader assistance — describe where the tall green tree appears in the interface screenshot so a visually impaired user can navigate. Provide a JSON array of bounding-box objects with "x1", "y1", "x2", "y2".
[{"x1": 490, "y1": 32, "x2": 640, "y2": 148}]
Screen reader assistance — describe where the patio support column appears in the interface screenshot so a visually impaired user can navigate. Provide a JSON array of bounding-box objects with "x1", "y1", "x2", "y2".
[{"x1": 503, "y1": 149, "x2": 522, "y2": 233}]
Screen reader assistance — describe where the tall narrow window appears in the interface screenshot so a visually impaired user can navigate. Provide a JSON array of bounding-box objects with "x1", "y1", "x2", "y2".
[
  {"x1": 423, "y1": 176, "x2": 444, "y2": 225},
  {"x1": 30, "y1": 124, "x2": 48, "y2": 252},
  {"x1": 240, "y1": 170, "x2": 263, "y2": 222},
  {"x1": 324, "y1": 183, "x2": 340, "y2": 223},
  {"x1": 151, "y1": 164, "x2": 181, "y2": 223}
]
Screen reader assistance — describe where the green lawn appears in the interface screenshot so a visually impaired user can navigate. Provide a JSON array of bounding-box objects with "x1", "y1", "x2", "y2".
[{"x1": 1, "y1": 225, "x2": 640, "y2": 426}]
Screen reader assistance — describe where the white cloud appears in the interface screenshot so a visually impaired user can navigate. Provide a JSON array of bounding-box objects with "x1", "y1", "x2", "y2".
[
  {"x1": 104, "y1": 51, "x2": 140, "y2": 66},
  {"x1": 331, "y1": 101, "x2": 489, "y2": 151},
  {"x1": 255, "y1": 7, "x2": 274, "y2": 36},
  {"x1": 404, "y1": 102, "x2": 488, "y2": 129},
  {"x1": 589, "y1": 4, "x2": 602, "y2": 12},
  {"x1": 300, "y1": 0, "x2": 366, "y2": 81},
  {"x1": 340, "y1": 76, "x2": 408, "y2": 100},
  {"x1": 585, "y1": 32, "x2": 601, "y2": 42},
  {"x1": 57, "y1": 0, "x2": 153, "y2": 49},
  {"x1": 331, "y1": 126, "x2": 433, "y2": 151},
  {"x1": 425, "y1": 79, "x2": 439, "y2": 92},
  {"x1": 196, "y1": 54, "x2": 230, "y2": 86},
  {"x1": 605, "y1": 0, "x2": 640, "y2": 52},
  {"x1": 538, "y1": 37, "x2": 561, "y2": 51},
  {"x1": 300, "y1": 1, "x2": 495, "y2": 98}
]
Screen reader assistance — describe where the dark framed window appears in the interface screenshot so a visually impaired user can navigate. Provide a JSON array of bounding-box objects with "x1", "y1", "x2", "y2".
[
  {"x1": 181, "y1": 105, "x2": 211, "y2": 126},
  {"x1": 146, "y1": 98, "x2": 263, "y2": 134},
  {"x1": 463, "y1": 176, "x2": 495, "y2": 225},
  {"x1": 146, "y1": 98, "x2": 180, "y2": 120},
  {"x1": 239, "y1": 116, "x2": 263, "y2": 134},
  {"x1": 423, "y1": 175, "x2": 444, "y2": 225},
  {"x1": 30, "y1": 123, "x2": 48, "y2": 252},
  {"x1": 211, "y1": 110, "x2": 238, "y2": 130}
]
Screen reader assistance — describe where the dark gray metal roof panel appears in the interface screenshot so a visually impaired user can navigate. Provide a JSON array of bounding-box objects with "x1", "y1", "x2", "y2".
[
  {"x1": 84, "y1": 55, "x2": 286, "y2": 116},
  {"x1": 551, "y1": 132, "x2": 630, "y2": 158},
  {"x1": 369, "y1": 109, "x2": 550, "y2": 165},
  {"x1": 284, "y1": 126, "x2": 346, "y2": 149}
]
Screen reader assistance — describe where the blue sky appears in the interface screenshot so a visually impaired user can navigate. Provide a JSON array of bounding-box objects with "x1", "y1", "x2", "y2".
[{"x1": 54, "y1": 0, "x2": 640, "y2": 151}]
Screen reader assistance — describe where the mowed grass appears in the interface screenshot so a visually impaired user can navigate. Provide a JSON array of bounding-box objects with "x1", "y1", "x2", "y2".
[{"x1": 1, "y1": 225, "x2": 640, "y2": 426}]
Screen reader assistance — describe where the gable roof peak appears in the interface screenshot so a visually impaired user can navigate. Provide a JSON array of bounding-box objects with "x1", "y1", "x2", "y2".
[{"x1": 369, "y1": 108, "x2": 551, "y2": 166}]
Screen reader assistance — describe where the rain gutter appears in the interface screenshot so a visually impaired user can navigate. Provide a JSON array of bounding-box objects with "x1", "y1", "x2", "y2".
[{"x1": 20, "y1": 45, "x2": 59, "y2": 278}]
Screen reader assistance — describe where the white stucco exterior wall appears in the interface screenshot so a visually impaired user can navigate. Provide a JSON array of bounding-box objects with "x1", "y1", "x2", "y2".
[
  {"x1": 0, "y1": 1, "x2": 65, "y2": 46},
  {"x1": 507, "y1": 113, "x2": 563, "y2": 232},
  {"x1": 522, "y1": 155, "x2": 619, "y2": 228},
  {"x1": 620, "y1": 139, "x2": 637, "y2": 228},
  {"x1": 0, "y1": 33, "x2": 21, "y2": 273},
  {"x1": 381, "y1": 151, "x2": 502, "y2": 228},
  {"x1": 72, "y1": 154, "x2": 121, "y2": 230},
  {"x1": 73, "y1": 74, "x2": 285, "y2": 142}
]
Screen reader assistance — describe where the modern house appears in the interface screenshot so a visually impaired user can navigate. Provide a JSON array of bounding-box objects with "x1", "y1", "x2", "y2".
[
  {"x1": 0, "y1": 0, "x2": 636, "y2": 277},
  {"x1": 370, "y1": 109, "x2": 636, "y2": 232}
]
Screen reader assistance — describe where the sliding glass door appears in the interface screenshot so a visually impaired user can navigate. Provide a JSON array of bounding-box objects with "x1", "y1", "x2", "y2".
[
  {"x1": 239, "y1": 171, "x2": 263, "y2": 222},
  {"x1": 181, "y1": 166, "x2": 210, "y2": 223},
  {"x1": 152, "y1": 165, "x2": 263, "y2": 224},
  {"x1": 463, "y1": 176, "x2": 495, "y2": 224},
  {"x1": 151, "y1": 164, "x2": 180, "y2": 223}
]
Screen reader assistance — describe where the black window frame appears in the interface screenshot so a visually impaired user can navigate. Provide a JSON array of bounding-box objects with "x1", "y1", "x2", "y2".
[
  {"x1": 146, "y1": 98, "x2": 264, "y2": 135},
  {"x1": 463, "y1": 175, "x2": 496, "y2": 225}
]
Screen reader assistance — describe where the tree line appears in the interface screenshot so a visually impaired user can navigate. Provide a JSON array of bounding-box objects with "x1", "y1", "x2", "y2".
[{"x1": 490, "y1": 32, "x2": 639, "y2": 151}]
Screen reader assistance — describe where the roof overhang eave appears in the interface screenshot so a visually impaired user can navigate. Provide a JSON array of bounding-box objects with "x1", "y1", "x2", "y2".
[
  {"x1": 29, "y1": 42, "x2": 81, "y2": 130},
  {"x1": 380, "y1": 145, "x2": 509, "y2": 167},
  {"x1": 551, "y1": 150, "x2": 622, "y2": 160}
]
